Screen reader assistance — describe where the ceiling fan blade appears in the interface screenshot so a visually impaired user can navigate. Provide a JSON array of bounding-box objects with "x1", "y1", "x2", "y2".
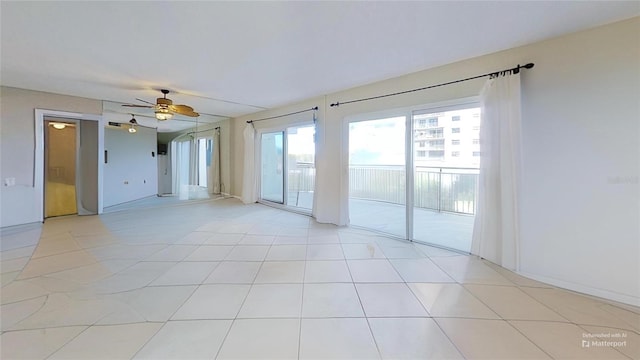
[
  {"x1": 135, "y1": 98, "x2": 157, "y2": 105},
  {"x1": 181, "y1": 111, "x2": 200, "y2": 117},
  {"x1": 122, "y1": 104, "x2": 154, "y2": 108},
  {"x1": 171, "y1": 104, "x2": 199, "y2": 117},
  {"x1": 170, "y1": 104, "x2": 194, "y2": 113}
]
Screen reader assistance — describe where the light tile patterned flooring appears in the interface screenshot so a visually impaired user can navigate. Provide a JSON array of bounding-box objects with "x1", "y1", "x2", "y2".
[{"x1": 1, "y1": 198, "x2": 638, "y2": 359}]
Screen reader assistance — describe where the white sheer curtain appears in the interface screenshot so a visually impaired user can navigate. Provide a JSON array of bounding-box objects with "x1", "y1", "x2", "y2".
[
  {"x1": 212, "y1": 128, "x2": 222, "y2": 194},
  {"x1": 241, "y1": 123, "x2": 257, "y2": 204},
  {"x1": 471, "y1": 72, "x2": 523, "y2": 271}
]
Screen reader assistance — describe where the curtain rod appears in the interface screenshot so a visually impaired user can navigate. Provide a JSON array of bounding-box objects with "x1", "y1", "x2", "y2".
[
  {"x1": 330, "y1": 63, "x2": 534, "y2": 108},
  {"x1": 186, "y1": 127, "x2": 219, "y2": 136},
  {"x1": 247, "y1": 106, "x2": 318, "y2": 124}
]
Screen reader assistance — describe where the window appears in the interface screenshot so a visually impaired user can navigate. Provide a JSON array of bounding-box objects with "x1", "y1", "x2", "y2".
[
  {"x1": 418, "y1": 119, "x2": 427, "y2": 128},
  {"x1": 417, "y1": 150, "x2": 426, "y2": 157},
  {"x1": 428, "y1": 117, "x2": 438, "y2": 127},
  {"x1": 428, "y1": 150, "x2": 444, "y2": 158},
  {"x1": 452, "y1": 128, "x2": 460, "y2": 134},
  {"x1": 452, "y1": 151, "x2": 460, "y2": 157},
  {"x1": 472, "y1": 139, "x2": 480, "y2": 145},
  {"x1": 473, "y1": 151, "x2": 480, "y2": 157},
  {"x1": 419, "y1": 141, "x2": 425, "y2": 148},
  {"x1": 472, "y1": 126, "x2": 480, "y2": 131},
  {"x1": 429, "y1": 139, "x2": 444, "y2": 147},
  {"x1": 452, "y1": 115, "x2": 460, "y2": 121},
  {"x1": 197, "y1": 138, "x2": 212, "y2": 187},
  {"x1": 427, "y1": 128, "x2": 443, "y2": 138},
  {"x1": 452, "y1": 139, "x2": 460, "y2": 145}
]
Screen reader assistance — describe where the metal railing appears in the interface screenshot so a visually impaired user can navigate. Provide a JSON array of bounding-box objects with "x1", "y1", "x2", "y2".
[
  {"x1": 349, "y1": 165, "x2": 479, "y2": 215},
  {"x1": 284, "y1": 163, "x2": 479, "y2": 215},
  {"x1": 287, "y1": 162, "x2": 315, "y2": 193}
]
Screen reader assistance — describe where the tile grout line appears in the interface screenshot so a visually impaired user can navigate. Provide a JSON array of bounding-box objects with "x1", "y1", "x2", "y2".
[
  {"x1": 297, "y1": 232, "x2": 311, "y2": 360},
  {"x1": 341, "y1": 241, "x2": 383, "y2": 359}
]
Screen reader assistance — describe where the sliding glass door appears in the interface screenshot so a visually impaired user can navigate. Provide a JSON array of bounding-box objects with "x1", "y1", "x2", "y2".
[
  {"x1": 286, "y1": 126, "x2": 315, "y2": 210},
  {"x1": 261, "y1": 131, "x2": 284, "y2": 203},
  {"x1": 348, "y1": 104, "x2": 479, "y2": 252},
  {"x1": 411, "y1": 108, "x2": 479, "y2": 252},
  {"x1": 348, "y1": 116, "x2": 406, "y2": 238},
  {"x1": 259, "y1": 124, "x2": 316, "y2": 211}
]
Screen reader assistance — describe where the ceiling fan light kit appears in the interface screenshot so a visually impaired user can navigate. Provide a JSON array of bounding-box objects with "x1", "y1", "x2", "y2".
[
  {"x1": 122, "y1": 89, "x2": 199, "y2": 121},
  {"x1": 128, "y1": 115, "x2": 138, "y2": 133},
  {"x1": 155, "y1": 108, "x2": 173, "y2": 121}
]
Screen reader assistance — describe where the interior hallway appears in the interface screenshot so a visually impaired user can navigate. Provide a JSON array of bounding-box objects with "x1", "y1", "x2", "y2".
[{"x1": 1, "y1": 198, "x2": 638, "y2": 359}]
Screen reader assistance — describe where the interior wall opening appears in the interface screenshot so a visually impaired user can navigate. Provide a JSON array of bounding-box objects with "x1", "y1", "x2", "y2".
[{"x1": 44, "y1": 119, "x2": 78, "y2": 218}]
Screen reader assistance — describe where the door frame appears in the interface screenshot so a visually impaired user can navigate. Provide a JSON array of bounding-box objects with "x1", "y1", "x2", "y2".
[{"x1": 35, "y1": 109, "x2": 104, "y2": 222}]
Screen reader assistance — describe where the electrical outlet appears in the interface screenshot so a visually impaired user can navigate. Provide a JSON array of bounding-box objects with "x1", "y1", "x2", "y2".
[{"x1": 124, "y1": 180, "x2": 129, "y2": 185}]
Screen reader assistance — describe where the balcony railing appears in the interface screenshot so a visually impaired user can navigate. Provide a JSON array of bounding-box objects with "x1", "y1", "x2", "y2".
[
  {"x1": 286, "y1": 164, "x2": 479, "y2": 215},
  {"x1": 349, "y1": 165, "x2": 478, "y2": 215}
]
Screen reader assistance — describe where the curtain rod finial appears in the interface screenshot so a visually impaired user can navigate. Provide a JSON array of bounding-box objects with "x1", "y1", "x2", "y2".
[
  {"x1": 330, "y1": 102, "x2": 339, "y2": 107},
  {"x1": 523, "y1": 63, "x2": 534, "y2": 69}
]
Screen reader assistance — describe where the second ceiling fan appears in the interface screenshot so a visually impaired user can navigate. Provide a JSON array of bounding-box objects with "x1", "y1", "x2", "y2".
[{"x1": 122, "y1": 89, "x2": 199, "y2": 120}]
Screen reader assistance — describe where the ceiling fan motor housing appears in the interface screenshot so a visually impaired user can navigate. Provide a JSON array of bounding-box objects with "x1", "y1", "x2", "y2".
[{"x1": 157, "y1": 97, "x2": 173, "y2": 106}]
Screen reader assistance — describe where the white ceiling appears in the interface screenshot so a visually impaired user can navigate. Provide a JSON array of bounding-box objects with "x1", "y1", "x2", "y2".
[{"x1": 2, "y1": 1, "x2": 638, "y2": 132}]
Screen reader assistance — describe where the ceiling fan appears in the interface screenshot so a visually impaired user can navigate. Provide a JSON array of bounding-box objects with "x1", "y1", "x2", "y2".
[{"x1": 122, "y1": 89, "x2": 199, "y2": 120}]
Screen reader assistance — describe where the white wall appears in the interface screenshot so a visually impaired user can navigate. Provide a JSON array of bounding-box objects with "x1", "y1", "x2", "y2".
[
  {"x1": 103, "y1": 125, "x2": 158, "y2": 207},
  {"x1": 230, "y1": 17, "x2": 639, "y2": 305},
  {"x1": 0, "y1": 87, "x2": 102, "y2": 227}
]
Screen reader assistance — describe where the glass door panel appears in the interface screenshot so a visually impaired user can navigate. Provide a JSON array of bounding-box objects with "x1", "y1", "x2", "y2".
[
  {"x1": 261, "y1": 131, "x2": 284, "y2": 203},
  {"x1": 412, "y1": 107, "x2": 480, "y2": 252},
  {"x1": 349, "y1": 116, "x2": 406, "y2": 238},
  {"x1": 197, "y1": 137, "x2": 212, "y2": 187},
  {"x1": 286, "y1": 125, "x2": 315, "y2": 210}
]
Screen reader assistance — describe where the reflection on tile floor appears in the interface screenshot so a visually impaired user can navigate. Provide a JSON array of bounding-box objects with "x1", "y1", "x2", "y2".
[{"x1": 1, "y1": 198, "x2": 638, "y2": 359}]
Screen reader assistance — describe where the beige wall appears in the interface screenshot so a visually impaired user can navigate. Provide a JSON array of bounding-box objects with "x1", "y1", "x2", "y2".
[
  {"x1": 0, "y1": 87, "x2": 102, "y2": 227},
  {"x1": 230, "y1": 17, "x2": 640, "y2": 305}
]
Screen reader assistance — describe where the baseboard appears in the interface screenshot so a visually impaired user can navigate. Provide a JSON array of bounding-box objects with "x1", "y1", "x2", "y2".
[{"x1": 518, "y1": 271, "x2": 640, "y2": 307}]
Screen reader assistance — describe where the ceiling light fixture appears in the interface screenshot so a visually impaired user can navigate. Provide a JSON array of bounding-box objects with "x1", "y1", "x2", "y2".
[
  {"x1": 155, "y1": 108, "x2": 173, "y2": 121},
  {"x1": 129, "y1": 115, "x2": 138, "y2": 133},
  {"x1": 52, "y1": 123, "x2": 66, "y2": 130}
]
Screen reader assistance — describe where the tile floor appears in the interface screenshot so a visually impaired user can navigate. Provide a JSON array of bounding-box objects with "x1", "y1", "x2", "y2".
[{"x1": 1, "y1": 198, "x2": 638, "y2": 359}]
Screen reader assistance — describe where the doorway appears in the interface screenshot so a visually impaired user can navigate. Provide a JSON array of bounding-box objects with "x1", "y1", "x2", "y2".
[{"x1": 44, "y1": 120, "x2": 78, "y2": 217}]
